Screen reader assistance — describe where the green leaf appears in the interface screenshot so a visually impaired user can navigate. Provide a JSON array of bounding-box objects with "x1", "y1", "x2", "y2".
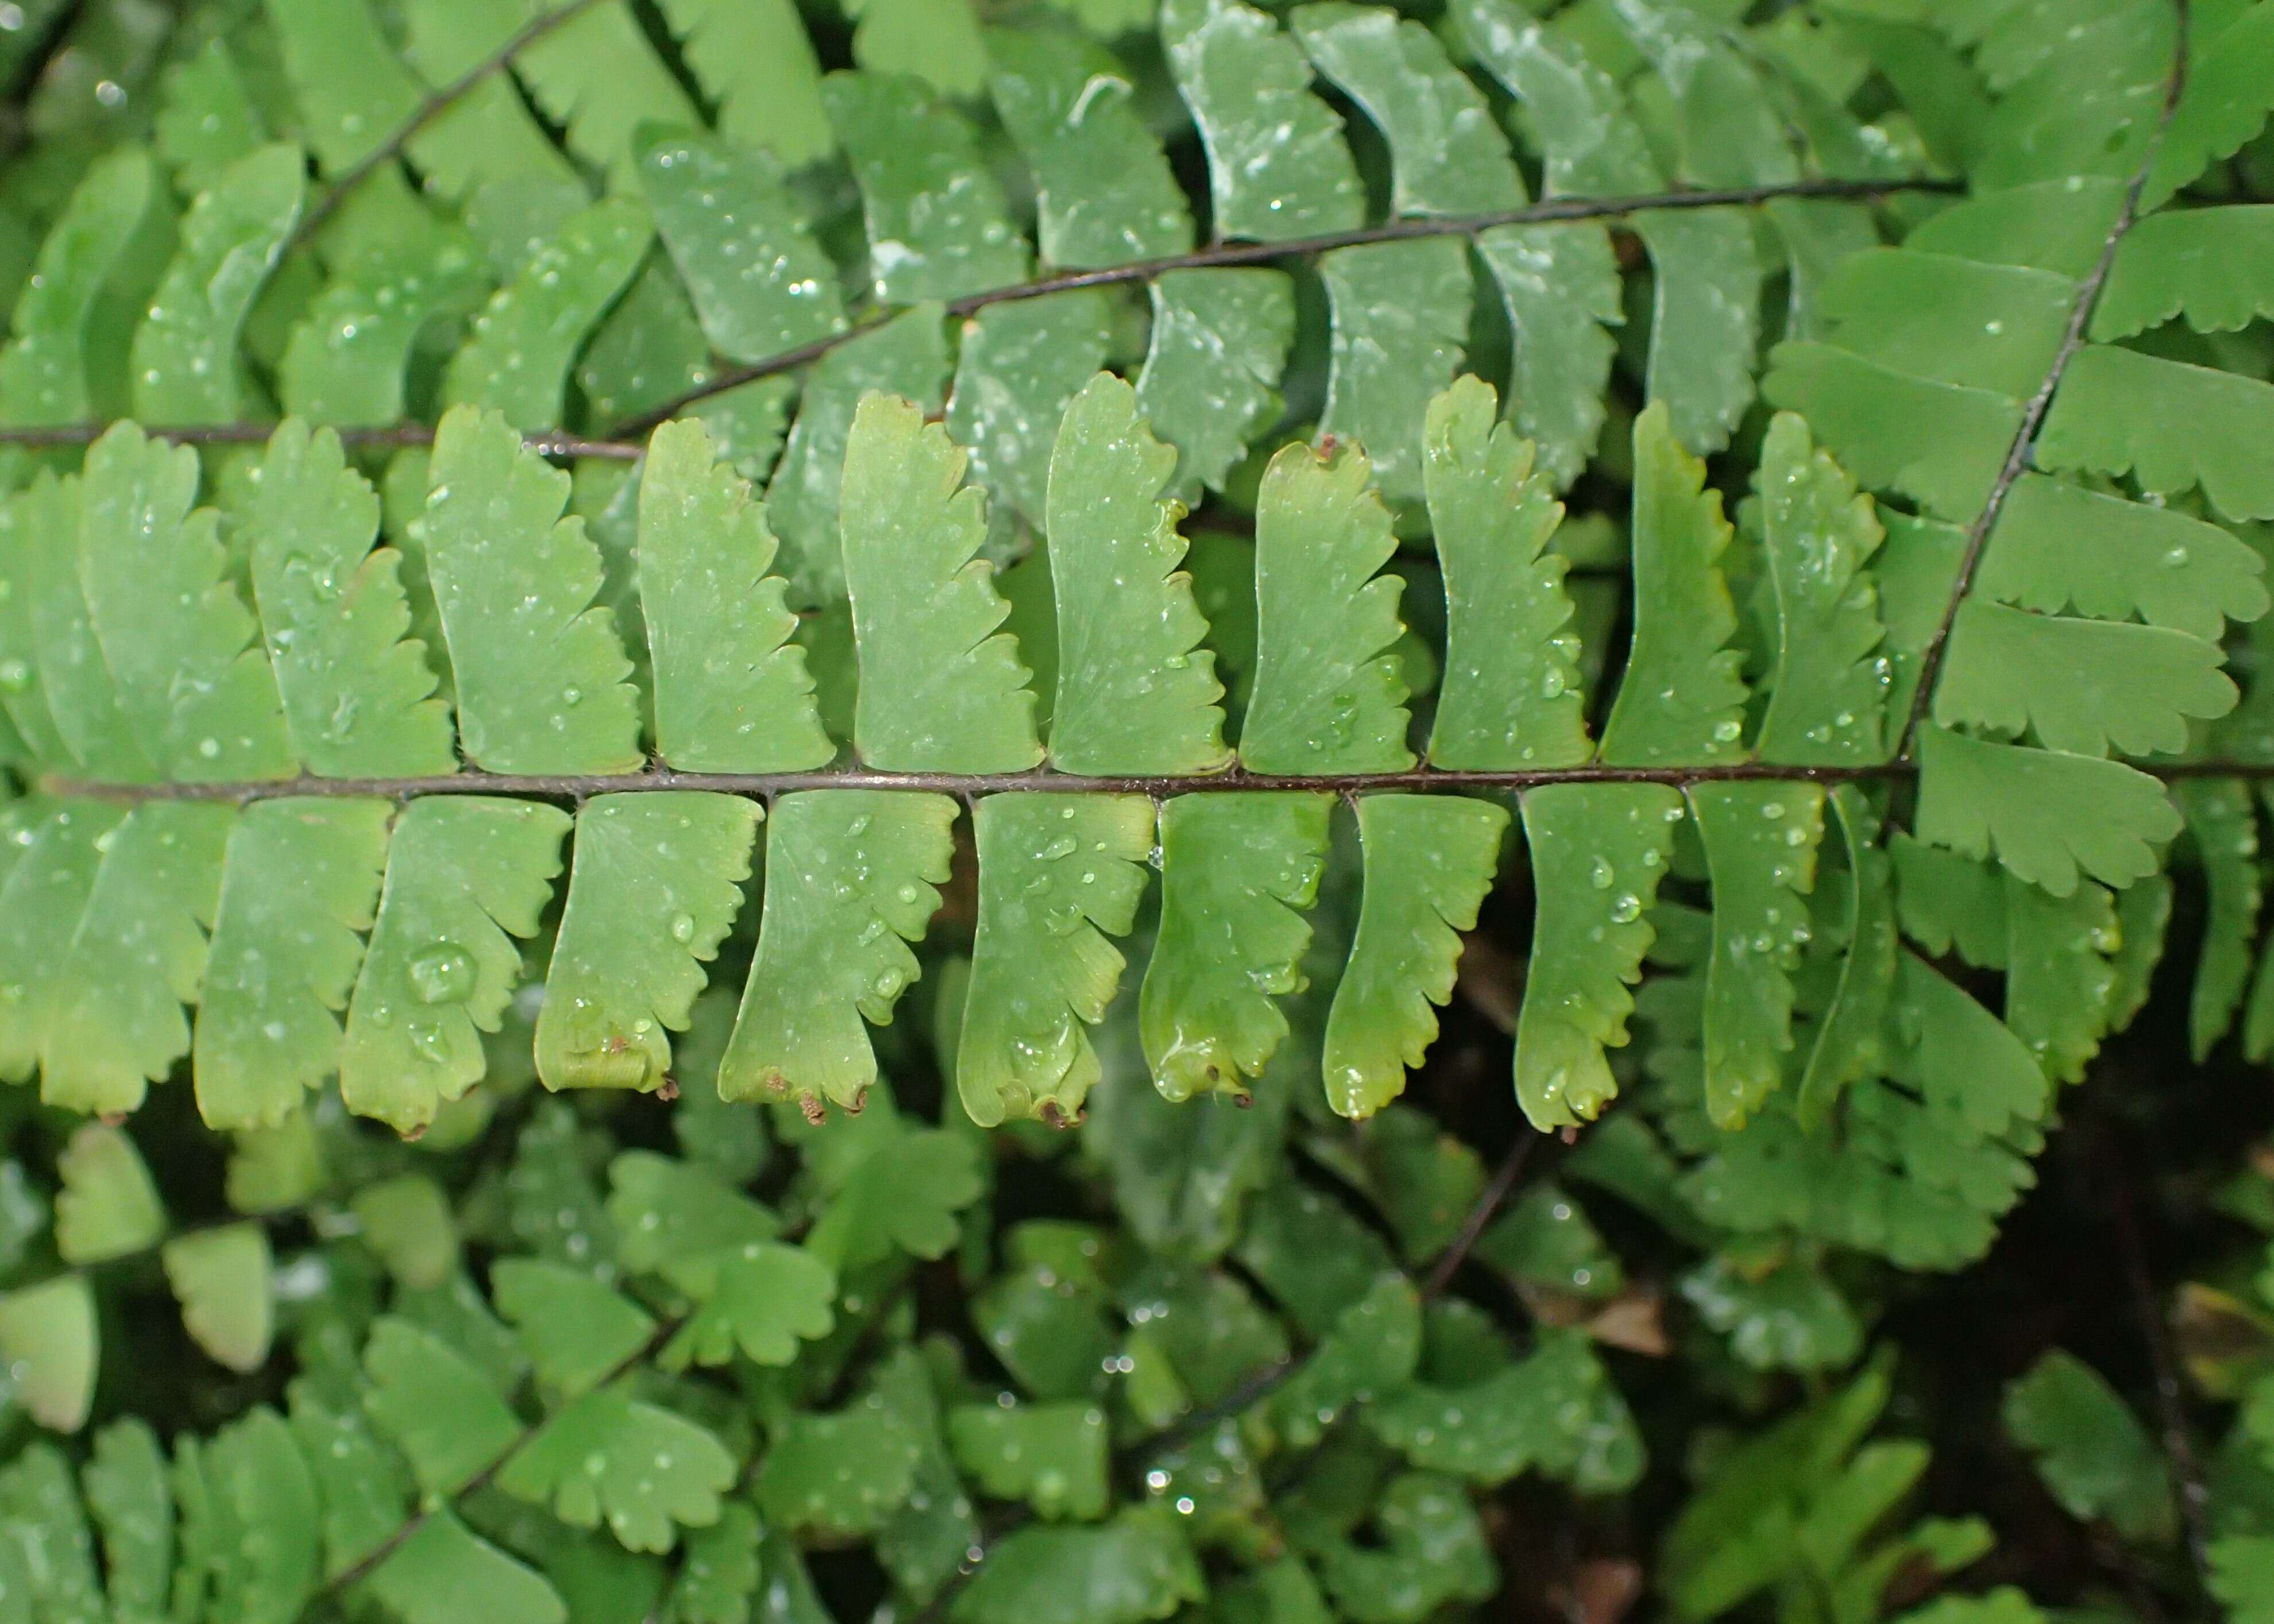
[
  {"x1": 1317, "y1": 239, "x2": 1473, "y2": 508},
  {"x1": 1599, "y1": 402, "x2": 1750, "y2": 766},
  {"x1": 805, "y1": 1126, "x2": 983, "y2": 1271},
  {"x1": 20, "y1": 474, "x2": 155, "y2": 780},
  {"x1": 1762, "y1": 342, "x2": 2019, "y2": 523},
  {"x1": 262, "y1": 0, "x2": 423, "y2": 173},
  {"x1": 607, "y1": 1150, "x2": 778, "y2": 1287},
  {"x1": 845, "y1": 0, "x2": 987, "y2": 97},
  {"x1": 2143, "y1": 1, "x2": 2274, "y2": 207},
  {"x1": 0, "y1": 490, "x2": 70, "y2": 767},
  {"x1": 0, "y1": 801, "x2": 124, "y2": 1082},
  {"x1": 55, "y1": 1122, "x2": 163, "y2": 1263},
  {"x1": 1514, "y1": 784, "x2": 1685, "y2": 1130},
  {"x1": 2002, "y1": 1351, "x2": 2175, "y2": 1543},
  {"x1": 989, "y1": 27, "x2": 1192, "y2": 268},
  {"x1": 638, "y1": 419, "x2": 831, "y2": 771},
  {"x1": 511, "y1": 2, "x2": 698, "y2": 186},
  {"x1": 719, "y1": 789, "x2": 955, "y2": 1112},
  {"x1": 279, "y1": 190, "x2": 493, "y2": 428},
  {"x1": 1937, "y1": 601, "x2": 2234, "y2": 757},
  {"x1": 1477, "y1": 1182, "x2": 1624, "y2": 1298},
  {"x1": 1369, "y1": 1327, "x2": 1642, "y2": 1491},
  {"x1": 368, "y1": 1511, "x2": 569, "y2": 1624},
  {"x1": 1424, "y1": 376, "x2": 1590, "y2": 770},
  {"x1": 654, "y1": 0, "x2": 832, "y2": 165},
  {"x1": 350, "y1": 1173, "x2": 459, "y2": 1291},
  {"x1": 43, "y1": 802, "x2": 233, "y2": 1115},
  {"x1": 1162, "y1": 0, "x2": 1364, "y2": 243},
  {"x1": 1295, "y1": 1, "x2": 1524, "y2": 215},
  {"x1": 1689, "y1": 782, "x2": 1825, "y2": 1128},
  {"x1": 1136, "y1": 269, "x2": 1297, "y2": 501},
  {"x1": 948, "y1": 1401, "x2": 1110, "y2": 1519},
  {"x1": 958, "y1": 793, "x2": 1155, "y2": 1127},
  {"x1": 662, "y1": 1242, "x2": 836, "y2": 1370},
  {"x1": 82, "y1": 1417, "x2": 172, "y2": 1611},
  {"x1": 1474, "y1": 223, "x2": 1624, "y2": 490},
  {"x1": 2003, "y1": 874, "x2": 2118, "y2": 1086},
  {"x1": 1045, "y1": 373, "x2": 1229, "y2": 775},
  {"x1": 442, "y1": 199, "x2": 653, "y2": 432},
  {"x1": 362, "y1": 1316, "x2": 522, "y2": 1494},
  {"x1": 1797, "y1": 787, "x2": 1897, "y2": 1126},
  {"x1": 2211, "y1": 1537, "x2": 2274, "y2": 1624},
  {"x1": 1141, "y1": 792, "x2": 1331, "y2": 1099},
  {"x1": 1893, "y1": 950, "x2": 2048, "y2": 1141},
  {"x1": 1681, "y1": 1256, "x2": 1864, "y2": 1373},
  {"x1": 2180, "y1": 779, "x2": 2262, "y2": 1060},
  {"x1": 79, "y1": 423, "x2": 294, "y2": 780},
  {"x1": 536, "y1": 793, "x2": 759, "y2": 1096},
  {"x1": 493, "y1": 1259, "x2": 657, "y2": 1396},
  {"x1": 500, "y1": 1387, "x2": 736, "y2": 1553},
  {"x1": 1269, "y1": 1274, "x2": 1423, "y2": 1446},
  {"x1": 1323, "y1": 795, "x2": 1507, "y2": 1119},
  {"x1": 949, "y1": 291, "x2": 1116, "y2": 529},
  {"x1": 1318, "y1": 1472, "x2": 1497, "y2": 1624},
  {"x1": 842, "y1": 392, "x2": 1041, "y2": 772},
  {"x1": 1753, "y1": 413, "x2": 1891, "y2": 764},
  {"x1": 871, "y1": 1347, "x2": 982, "y2": 1602},
  {"x1": 0, "y1": 146, "x2": 170, "y2": 426},
  {"x1": 2039, "y1": 345, "x2": 2274, "y2": 523},
  {"x1": 341, "y1": 797, "x2": 569, "y2": 1135},
  {"x1": 1914, "y1": 725, "x2": 2182, "y2": 895},
  {"x1": 1242, "y1": 440, "x2": 1412, "y2": 774},
  {"x1": 130, "y1": 142, "x2": 302, "y2": 423},
  {"x1": 194, "y1": 797, "x2": 392, "y2": 1130},
  {"x1": 175, "y1": 1405, "x2": 322, "y2": 1623},
  {"x1": 755, "y1": 1406, "x2": 921, "y2": 1538},
  {"x1": 768, "y1": 305, "x2": 950, "y2": 609},
  {"x1": 395, "y1": 1, "x2": 582, "y2": 199},
  {"x1": 2098, "y1": 206, "x2": 2274, "y2": 339},
  {"x1": 241, "y1": 419, "x2": 456, "y2": 776},
  {"x1": 0, "y1": 1275, "x2": 96, "y2": 1430},
  {"x1": 1974, "y1": 473, "x2": 2267, "y2": 644},
  {"x1": 163, "y1": 1221, "x2": 273, "y2": 1372},
  {"x1": 1815, "y1": 249, "x2": 2073, "y2": 397},
  {"x1": 952, "y1": 1509, "x2": 1203, "y2": 1624},
  {"x1": 635, "y1": 126, "x2": 844, "y2": 365},
  {"x1": 668, "y1": 1500, "x2": 763, "y2": 1624},
  {"x1": 420, "y1": 405, "x2": 642, "y2": 772},
  {"x1": 826, "y1": 71, "x2": 1026, "y2": 301}
]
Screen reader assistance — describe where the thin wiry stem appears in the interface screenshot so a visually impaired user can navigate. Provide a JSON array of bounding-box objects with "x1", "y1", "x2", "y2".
[
  {"x1": 1423, "y1": 1131, "x2": 1545, "y2": 1301},
  {"x1": 289, "y1": 0, "x2": 612, "y2": 250},
  {"x1": 1895, "y1": 2, "x2": 2192, "y2": 757},
  {"x1": 47, "y1": 760, "x2": 1914, "y2": 806},
  {"x1": 47, "y1": 755, "x2": 2274, "y2": 808},
  {"x1": 0, "y1": 175, "x2": 1954, "y2": 460},
  {"x1": 614, "y1": 175, "x2": 1962, "y2": 437}
]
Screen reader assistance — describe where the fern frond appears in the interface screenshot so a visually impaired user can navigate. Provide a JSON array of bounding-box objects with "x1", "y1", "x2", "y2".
[
  {"x1": 1241, "y1": 440, "x2": 1412, "y2": 775},
  {"x1": 1424, "y1": 376, "x2": 1590, "y2": 771},
  {"x1": 534, "y1": 792, "x2": 758, "y2": 1096},
  {"x1": 1044, "y1": 373, "x2": 1227, "y2": 776},
  {"x1": 840, "y1": 392, "x2": 1041, "y2": 774},
  {"x1": 1597, "y1": 403, "x2": 1750, "y2": 767},
  {"x1": 958, "y1": 793, "x2": 1154, "y2": 1127},
  {"x1": 419, "y1": 404, "x2": 642, "y2": 774},
  {"x1": 1323, "y1": 794, "x2": 1508, "y2": 1119}
]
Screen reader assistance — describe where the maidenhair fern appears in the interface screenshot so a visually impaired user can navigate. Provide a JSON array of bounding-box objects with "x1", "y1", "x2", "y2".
[{"x1": 0, "y1": 0, "x2": 2271, "y2": 1621}]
